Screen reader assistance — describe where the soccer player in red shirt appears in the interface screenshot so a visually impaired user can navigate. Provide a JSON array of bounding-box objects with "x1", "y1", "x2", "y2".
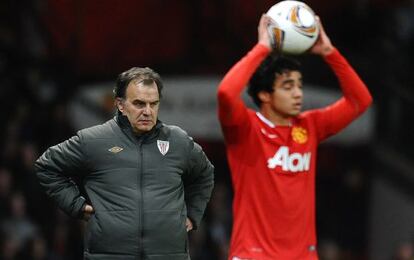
[{"x1": 217, "y1": 14, "x2": 373, "y2": 260}]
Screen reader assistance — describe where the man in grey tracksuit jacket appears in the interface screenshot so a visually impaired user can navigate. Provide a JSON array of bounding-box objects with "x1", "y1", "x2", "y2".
[{"x1": 35, "y1": 67, "x2": 214, "y2": 260}]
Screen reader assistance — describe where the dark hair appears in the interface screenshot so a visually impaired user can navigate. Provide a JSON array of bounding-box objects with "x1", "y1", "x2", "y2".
[
  {"x1": 248, "y1": 55, "x2": 301, "y2": 107},
  {"x1": 114, "y1": 67, "x2": 163, "y2": 98}
]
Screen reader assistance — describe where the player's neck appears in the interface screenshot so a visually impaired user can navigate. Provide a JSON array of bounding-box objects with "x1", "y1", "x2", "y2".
[{"x1": 260, "y1": 108, "x2": 292, "y2": 126}]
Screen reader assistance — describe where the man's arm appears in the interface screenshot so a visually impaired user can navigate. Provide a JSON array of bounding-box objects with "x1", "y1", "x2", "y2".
[
  {"x1": 217, "y1": 14, "x2": 272, "y2": 126},
  {"x1": 308, "y1": 17, "x2": 373, "y2": 140},
  {"x1": 183, "y1": 142, "x2": 214, "y2": 230},
  {"x1": 34, "y1": 134, "x2": 90, "y2": 219}
]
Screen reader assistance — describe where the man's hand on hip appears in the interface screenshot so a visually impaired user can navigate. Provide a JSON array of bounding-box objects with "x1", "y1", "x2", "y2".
[
  {"x1": 83, "y1": 204, "x2": 95, "y2": 221},
  {"x1": 186, "y1": 218, "x2": 193, "y2": 232}
]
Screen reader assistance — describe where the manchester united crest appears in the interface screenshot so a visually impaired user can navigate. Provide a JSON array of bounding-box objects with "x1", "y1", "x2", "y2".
[{"x1": 291, "y1": 126, "x2": 308, "y2": 144}]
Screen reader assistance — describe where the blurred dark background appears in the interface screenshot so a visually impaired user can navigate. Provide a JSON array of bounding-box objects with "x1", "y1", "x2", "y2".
[{"x1": 1, "y1": 0, "x2": 414, "y2": 259}]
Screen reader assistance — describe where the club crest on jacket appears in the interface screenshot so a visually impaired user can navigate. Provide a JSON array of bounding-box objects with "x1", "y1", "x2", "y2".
[{"x1": 157, "y1": 140, "x2": 169, "y2": 155}]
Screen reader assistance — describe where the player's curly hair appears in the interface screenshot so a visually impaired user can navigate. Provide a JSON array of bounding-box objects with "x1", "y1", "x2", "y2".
[{"x1": 248, "y1": 55, "x2": 301, "y2": 107}]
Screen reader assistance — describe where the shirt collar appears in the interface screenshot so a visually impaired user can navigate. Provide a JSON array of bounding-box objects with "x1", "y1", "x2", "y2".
[
  {"x1": 256, "y1": 112, "x2": 275, "y2": 128},
  {"x1": 256, "y1": 112, "x2": 293, "y2": 128}
]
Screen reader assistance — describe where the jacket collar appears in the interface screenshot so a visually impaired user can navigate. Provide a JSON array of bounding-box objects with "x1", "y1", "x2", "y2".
[{"x1": 115, "y1": 111, "x2": 163, "y2": 143}]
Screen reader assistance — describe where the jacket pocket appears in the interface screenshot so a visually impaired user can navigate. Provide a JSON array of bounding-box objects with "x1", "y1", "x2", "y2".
[
  {"x1": 143, "y1": 209, "x2": 187, "y2": 254},
  {"x1": 85, "y1": 209, "x2": 139, "y2": 255}
]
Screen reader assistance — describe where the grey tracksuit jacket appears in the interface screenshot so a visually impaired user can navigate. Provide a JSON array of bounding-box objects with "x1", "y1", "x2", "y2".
[{"x1": 35, "y1": 114, "x2": 214, "y2": 260}]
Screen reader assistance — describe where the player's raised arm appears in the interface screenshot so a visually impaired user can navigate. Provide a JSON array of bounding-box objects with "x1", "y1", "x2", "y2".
[
  {"x1": 217, "y1": 14, "x2": 272, "y2": 126},
  {"x1": 309, "y1": 17, "x2": 373, "y2": 139},
  {"x1": 309, "y1": 16, "x2": 335, "y2": 57}
]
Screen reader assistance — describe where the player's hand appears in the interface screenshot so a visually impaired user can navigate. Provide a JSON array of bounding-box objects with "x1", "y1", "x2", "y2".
[
  {"x1": 309, "y1": 16, "x2": 334, "y2": 56},
  {"x1": 186, "y1": 217, "x2": 193, "y2": 232},
  {"x1": 83, "y1": 204, "x2": 95, "y2": 221},
  {"x1": 258, "y1": 14, "x2": 272, "y2": 50}
]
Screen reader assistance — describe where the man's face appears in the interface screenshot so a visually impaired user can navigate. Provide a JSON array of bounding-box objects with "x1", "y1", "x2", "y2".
[
  {"x1": 263, "y1": 70, "x2": 303, "y2": 117},
  {"x1": 117, "y1": 80, "x2": 160, "y2": 134}
]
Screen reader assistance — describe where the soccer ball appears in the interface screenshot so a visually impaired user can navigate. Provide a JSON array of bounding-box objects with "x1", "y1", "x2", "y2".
[{"x1": 267, "y1": 1, "x2": 319, "y2": 55}]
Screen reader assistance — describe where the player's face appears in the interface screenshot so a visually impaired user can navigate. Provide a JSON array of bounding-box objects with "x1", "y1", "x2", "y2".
[
  {"x1": 117, "y1": 80, "x2": 160, "y2": 134},
  {"x1": 269, "y1": 70, "x2": 303, "y2": 117}
]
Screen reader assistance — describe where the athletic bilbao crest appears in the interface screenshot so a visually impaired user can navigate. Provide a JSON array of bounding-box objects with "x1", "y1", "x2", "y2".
[{"x1": 157, "y1": 140, "x2": 169, "y2": 155}]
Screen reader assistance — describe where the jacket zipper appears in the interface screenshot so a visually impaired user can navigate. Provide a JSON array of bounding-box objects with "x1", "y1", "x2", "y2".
[{"x1": 138, "y1": 140, "x2": 144, "y2": 259}]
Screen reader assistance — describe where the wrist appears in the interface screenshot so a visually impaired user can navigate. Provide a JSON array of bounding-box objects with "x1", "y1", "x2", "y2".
[
  {"x1": 258, "y1": 41, "x2": 272, "y2": 51},
  {"x1": 321, "y1": 46, "x2": 335, "y2": 56}
]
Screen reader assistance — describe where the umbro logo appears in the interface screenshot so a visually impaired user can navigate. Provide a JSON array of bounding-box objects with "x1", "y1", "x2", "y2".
[{"x1": 108, "y1": 146, "x2": 123, "y2": 153}]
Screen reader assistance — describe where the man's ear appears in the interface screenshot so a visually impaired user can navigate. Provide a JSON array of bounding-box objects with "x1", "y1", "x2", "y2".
[
  {"x1": 115, "y1": 98, "x2": 125, "y2": 114},
  {"x1": 258, "y1": 91, "x2": 271, "y2": 104}
]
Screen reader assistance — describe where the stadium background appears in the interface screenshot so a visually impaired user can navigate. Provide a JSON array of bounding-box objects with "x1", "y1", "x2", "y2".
[{"x1": 1, "y1": 0, "x2": 414, "y2": 259}]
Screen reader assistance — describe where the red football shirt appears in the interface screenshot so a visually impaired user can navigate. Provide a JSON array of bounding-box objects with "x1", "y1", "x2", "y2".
[{"x1": 217, "y1": 44, "x2": 372, "y2": 260}]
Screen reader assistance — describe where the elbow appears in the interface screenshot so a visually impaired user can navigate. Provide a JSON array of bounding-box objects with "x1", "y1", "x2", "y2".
[
  {"x1": 217, "y1": 85, "x2": 233, "y2": 103},
  {"x1": 358, "y1": 94, "x2": 373, "y2": 114},
  {"x1": 217, "y1": 84, "x2": 227, "y2": 98},
  {"x1": 33, "y1": 159, "x2": 42, "y2": 176},
  {"x1": 363, "y1": 94, "x2": 373, "y2": 111},
  {"x1": 368, "y1": 94, "x2": 373, "y2": 106}
]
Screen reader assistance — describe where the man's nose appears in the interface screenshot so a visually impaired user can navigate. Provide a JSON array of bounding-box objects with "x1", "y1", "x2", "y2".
[
  {"x1": 142, "y1": 105, "x2": 151, "y2": 114},
  {"x1": 293, "y1": 86, "x2": 303, "y2": 97}
]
